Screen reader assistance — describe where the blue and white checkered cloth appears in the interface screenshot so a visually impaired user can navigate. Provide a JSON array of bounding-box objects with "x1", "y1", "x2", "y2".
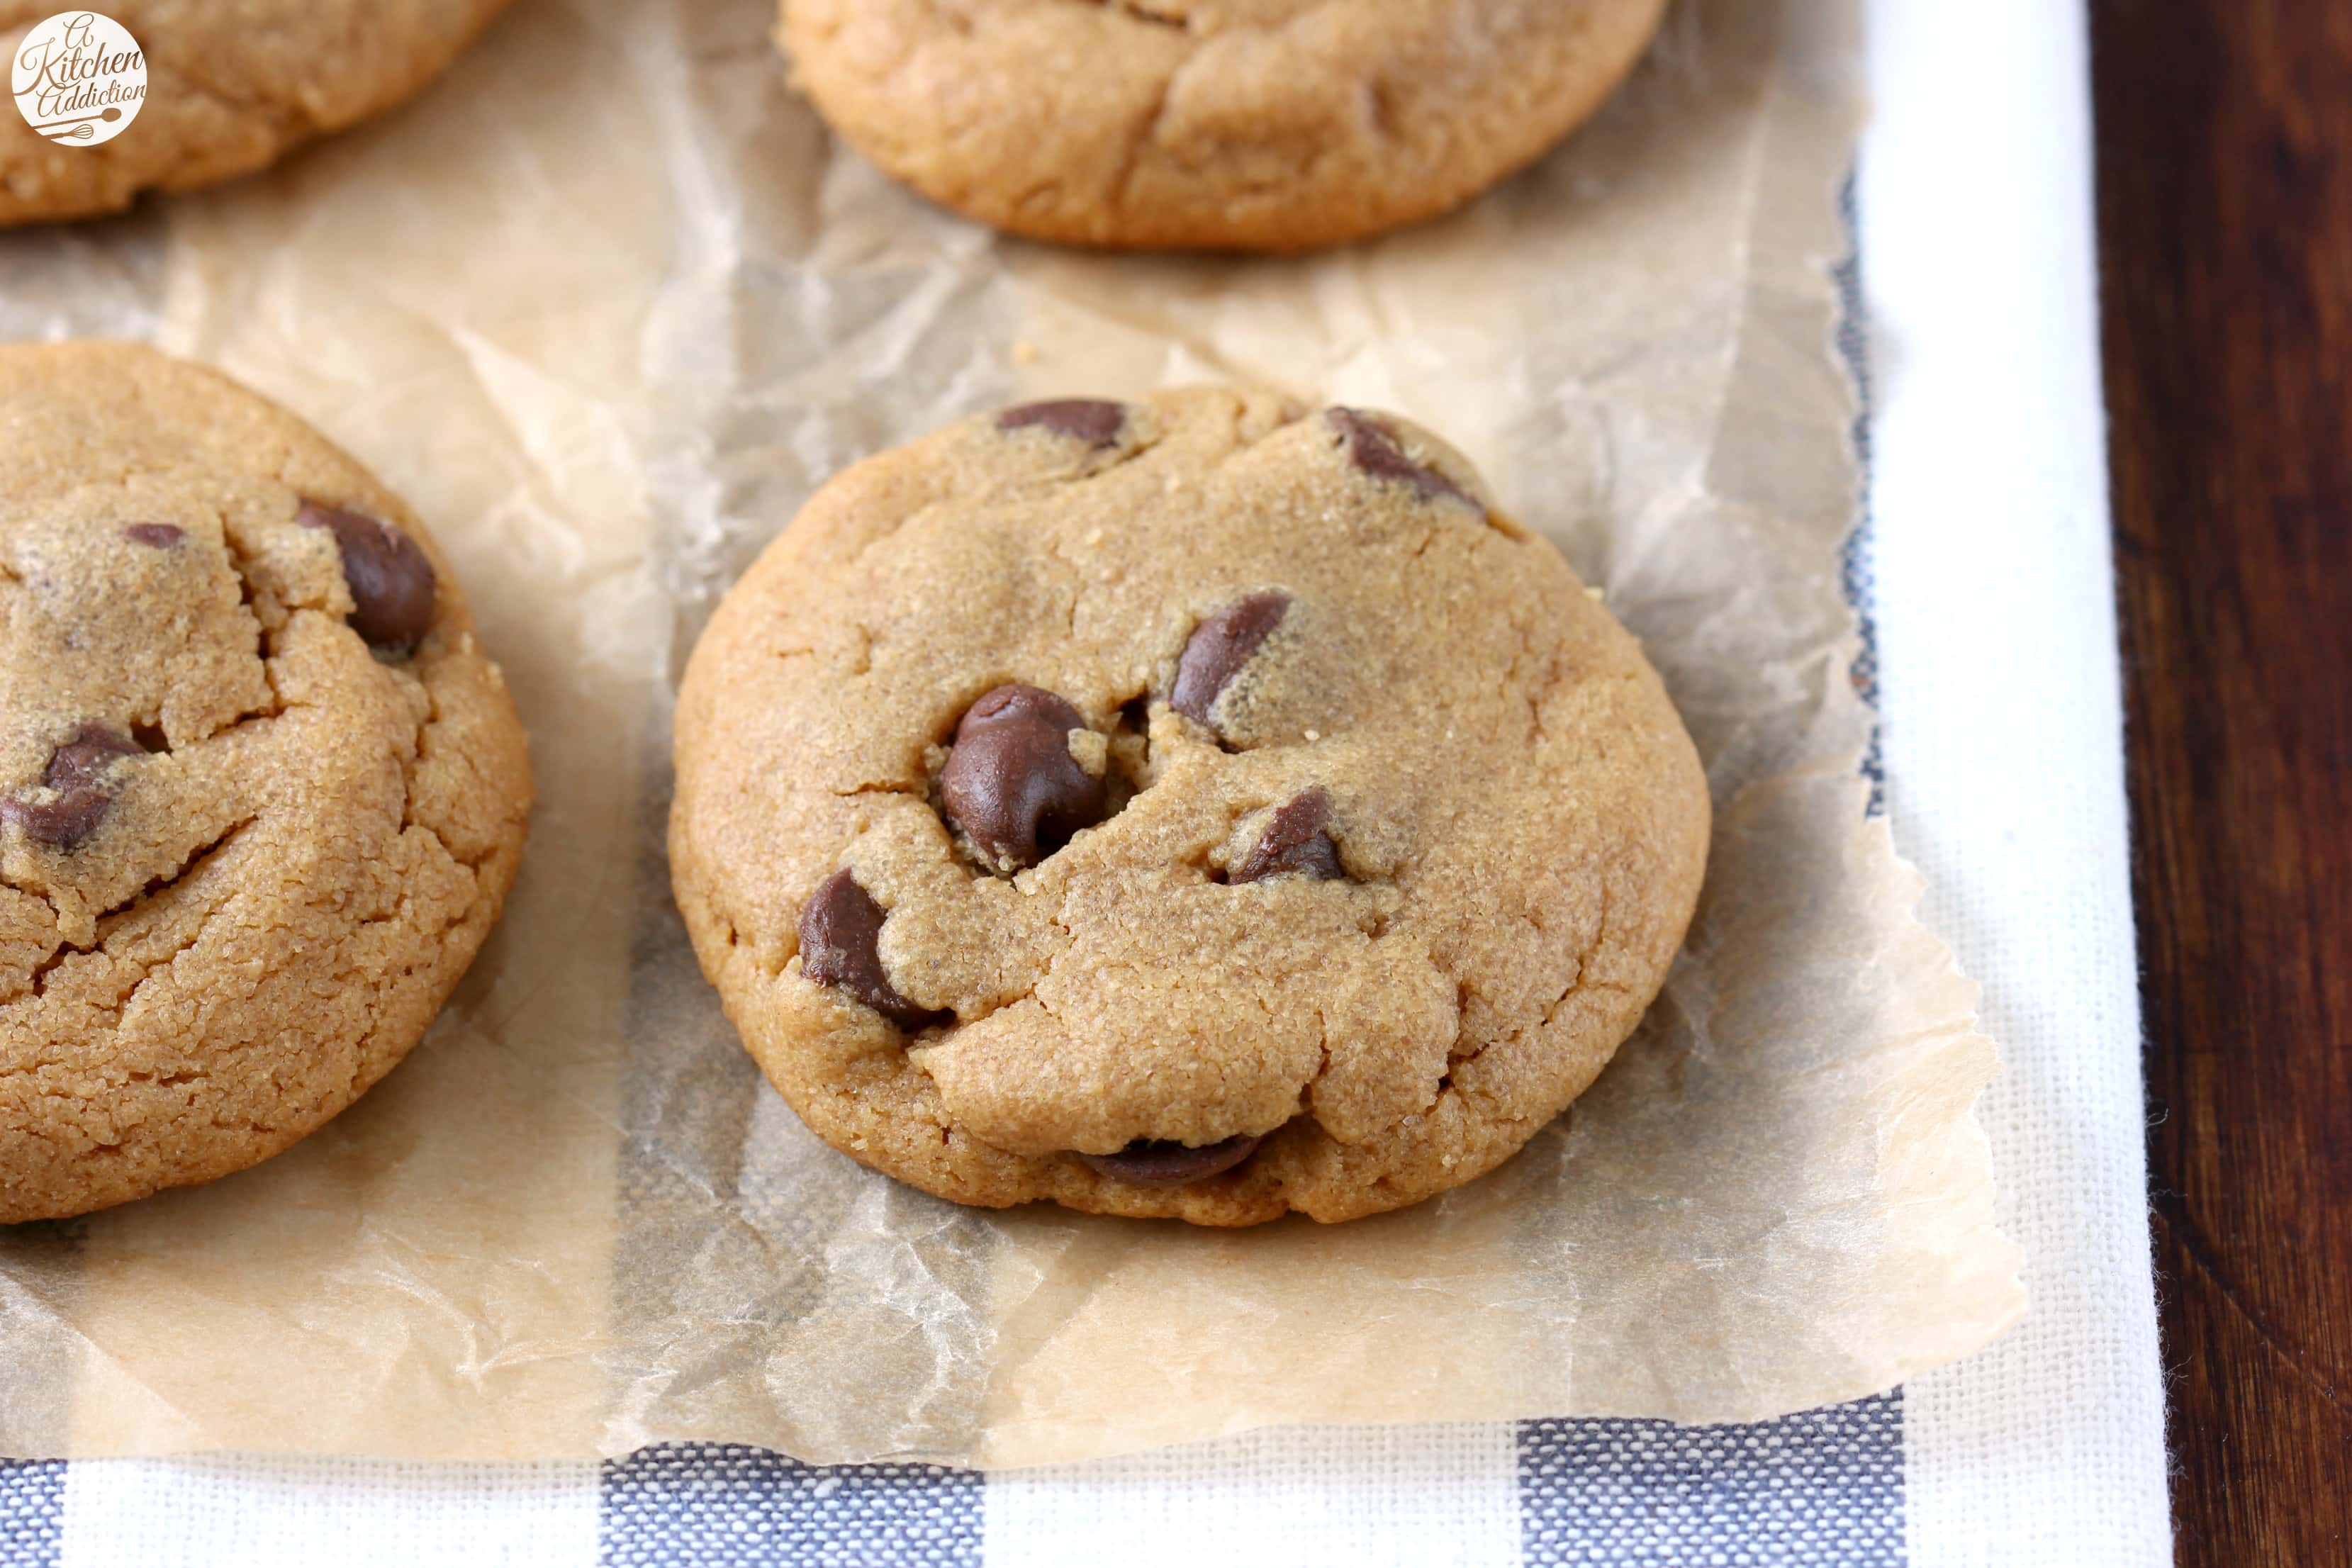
[{"x1": 0, "y1": 1, "x2": 2169, "y2": 1562}]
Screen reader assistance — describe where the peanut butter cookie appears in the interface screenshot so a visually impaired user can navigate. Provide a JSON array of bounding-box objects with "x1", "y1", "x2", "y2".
[
  {"x1": 778, "y1": 0, "x2": 1669, "y2": 251},
  {"x1": 670, "y1": 388, "x2": 1707, "y2": 1224},
  {"x1": 1, "y1": 0, "x2": 513, "y2": 225},
  {"x1": 0, "y1": 341, "x2": 531, "y2": 1221}
]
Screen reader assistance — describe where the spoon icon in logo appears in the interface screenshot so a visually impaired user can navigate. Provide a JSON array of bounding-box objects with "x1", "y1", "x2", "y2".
[{"x1": 31, "y1": 106, "x2": 123, "y2": 141}]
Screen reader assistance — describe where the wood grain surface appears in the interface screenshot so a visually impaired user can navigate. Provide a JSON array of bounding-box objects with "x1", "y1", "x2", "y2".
[{"x1": 2090, "y1": 1, "x2": 2352, "y2": 1560}]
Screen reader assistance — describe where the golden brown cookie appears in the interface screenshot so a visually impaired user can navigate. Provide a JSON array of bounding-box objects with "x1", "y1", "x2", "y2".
[
  {"x1": 669, "y1": 389, "x2": 1708, "y2": 1224},
  {"x1": 1, "y1": 0, "x2": 513, "y2": 227},
  {"x1": 0, "y1": 341, "x2": 532, "y2": 1222},
  {"x1": 777, "y1": 0, "x2": 1669, "y2": 252}
]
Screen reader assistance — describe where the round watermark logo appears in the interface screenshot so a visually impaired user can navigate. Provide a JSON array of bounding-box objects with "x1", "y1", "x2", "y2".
[{"x1": 12, "y1": 11, "x2": 145, "y2": 147}]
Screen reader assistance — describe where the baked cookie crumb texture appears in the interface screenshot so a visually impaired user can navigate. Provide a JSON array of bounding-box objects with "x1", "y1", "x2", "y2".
[
  {"x1": 0, "y1": 341, "x2": 532, "y2": 1223},
  {"x1": 778, "y1": 0, "x2": 1671, "y2": 252},
  {"x1": 671, "y1": 388, "x2": 1708, "y2": 1225},
  {"x1": 0, "y1": 0, "x2": 514, "y2": 226}
]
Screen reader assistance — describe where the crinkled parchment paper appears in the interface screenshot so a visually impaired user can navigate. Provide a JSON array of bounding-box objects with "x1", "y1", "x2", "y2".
[{"x1": 0, "y1": 0, "x2": 2022, "y2": 1465}]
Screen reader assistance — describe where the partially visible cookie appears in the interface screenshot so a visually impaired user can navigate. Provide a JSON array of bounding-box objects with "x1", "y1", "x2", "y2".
[
  {"x1": 669, "y1": 388, "x2": 1709, "y2": 1225},
  {"x1": 0, "y1": 1, "x2": 512, "y2": 226},
  {"x1": 0, "y1": 341, "x2": 532, "y2": 1222},
  {"x1": 778, "y1": 0, "x2": 1669, "y2": 252}
]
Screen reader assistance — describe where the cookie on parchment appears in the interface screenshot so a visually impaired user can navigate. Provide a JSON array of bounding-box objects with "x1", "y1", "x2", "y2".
[
  {"x1": 0, "y1": 341, "x2": 532, "y2": 1223},
  {"x1": 668, "y1": 388, "x2": 1708, "y2": 1225},
  {"x1": 1, "y1": 0, "x2": 513, "y2": 226},
  {"x1": 777, "y1": 0, "x2": 1670, "y2": 252}
]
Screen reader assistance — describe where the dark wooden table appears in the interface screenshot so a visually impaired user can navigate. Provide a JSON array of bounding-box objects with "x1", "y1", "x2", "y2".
[{"x1": 2091, "y1": 1, "x2": 2352, "y2": 1560}]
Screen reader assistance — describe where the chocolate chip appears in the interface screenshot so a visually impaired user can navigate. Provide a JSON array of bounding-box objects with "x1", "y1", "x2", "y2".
[
  {"x1": 996, "y1": 399, "x2": 1129, "y2": 447},
  {"x1": 43, "y1": 727, "x2": 140, "y2": 793},
  {"x1": 1232, "y1": 788, "x2": 1345, "y2": 885},
  {"x1": 1077, "y1": 1133, "x2": 1263, "y2": 1187},
  {"x1": 296, "y1": 501, "x2": 437, "y2": 656},
  {"x1": 798, "y1": 870, "x2": 939, "y2": 1030},
  {"x1": 0, "y1": 791, "x2": 107, "y2": 851},
  {"x1": 1171, "y1": 591, "x2": 1290, "y2": 731},
  {"x1": 1327, "y1": 407, "x2": 1477, "y2": 509},
  {"x1": 1, "y1": 724, "x2": 141, "y2": 850},
  {"x1": 123, "y1": 523, "x2": 185, "y2": 548},
  {"x1": 939, "y1": 684, "x2": 1107, "y2": 872}
]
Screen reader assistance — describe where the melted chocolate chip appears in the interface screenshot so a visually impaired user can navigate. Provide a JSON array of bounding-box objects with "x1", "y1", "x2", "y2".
[
  {"x1": 995, "y1": 399, "x2": 1129, "y2": 447},
  {"x1": 798, "y1": 870, "x2": 939, "y2": 1030},
  {"x1": 1, "y1": 791, "x2": 108, "y2": 851},
  {"x1": 1171, "y1": 591, "x2": 1290, "y2": 731},
  {"x1": 1232, "y1": 788, "x2": 1345, "y2": 884},
  {"x1": 296, "y1": 500, "x2": 437, "y2": 656},
  {"x1": 43, "y1": 726, "x2": 140, "y2": 793},
  {"x1": 1077, "y1": 1133, "x2": 1264, "y2": 1187},
  {"x1": 1, "y1": 724, "x2": 142, "y2": 849},
  {"x1": 1327, "y1": 407, "x2": 1477, "y2": 509},
  {"x1": 123, "y1": 523, "x2": 185, "y2": 548},
  {"x1": 939, "y1": 684, "x2": 1107, "y2": 872}
]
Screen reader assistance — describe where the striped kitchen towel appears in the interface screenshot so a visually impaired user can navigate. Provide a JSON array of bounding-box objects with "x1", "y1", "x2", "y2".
[{"x1": 0, "y1": 1404, "x2": 1910, "y2": 1567}]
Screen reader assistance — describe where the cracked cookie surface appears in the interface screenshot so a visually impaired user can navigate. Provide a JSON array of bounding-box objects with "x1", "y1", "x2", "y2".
[
  {"x1": 0, "y1": 341, "x2": 532, "y2": 1222},
  {"x1": 0, "y1": 0, "x2": 513, "y2": 226},
  {"x1": 669, "y1": 387, "x2": 1707, "y2": 1224},
  {"x1": 777, "y1": 0, "x2": 1670, "y2": 252}
]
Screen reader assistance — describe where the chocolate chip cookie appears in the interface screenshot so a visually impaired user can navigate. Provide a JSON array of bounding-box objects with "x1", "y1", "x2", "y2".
[
  {"x1": 0, "y1": 0, "x2": 513, "y2": 226},
  {"x1": 0, "y1": 341, "x2": 532, "y2": 1222},
  {"x1": 777, "y1": 0, "x2": 1669, "y2": 252},
  {"x1": 670, "y1": 388, "x2": 1708, "y2": 1224}
]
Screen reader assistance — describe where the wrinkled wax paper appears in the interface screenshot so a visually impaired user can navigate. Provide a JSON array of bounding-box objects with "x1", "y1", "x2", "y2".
[{"x1": 0, "y1": 0, "x2": 2023, "y2": 1465}]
